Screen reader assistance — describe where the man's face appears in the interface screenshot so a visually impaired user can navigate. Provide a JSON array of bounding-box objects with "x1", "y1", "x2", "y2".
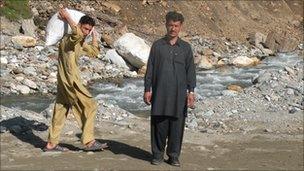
[
  {"x1": 166, "y1": 20, "x2": 182, "y2": 38},
  {"x1": 80, "y1": 24, "x2": 93, "y2": 37}
]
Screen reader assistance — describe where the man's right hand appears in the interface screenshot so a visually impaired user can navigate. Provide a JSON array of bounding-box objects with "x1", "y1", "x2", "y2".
[
  {"x1": 144, "y1": 91, "x2": 152, "y2": 105},
  {"x1": 58, "y1": 7, "x2": 69, "y2": 21}
]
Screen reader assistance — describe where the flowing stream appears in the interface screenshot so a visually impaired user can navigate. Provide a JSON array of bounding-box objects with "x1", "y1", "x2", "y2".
[{"x1": 1, "y1": 53, "x2": 301, "y2": 116}]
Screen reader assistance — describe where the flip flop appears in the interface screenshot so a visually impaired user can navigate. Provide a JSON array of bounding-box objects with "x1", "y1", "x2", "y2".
[
  {"x1": 43, "y1": 145, "x2": 69, "y2": 152},
  {"x1": 84, "y1": 141, "x2": 108, "y2": 152}
]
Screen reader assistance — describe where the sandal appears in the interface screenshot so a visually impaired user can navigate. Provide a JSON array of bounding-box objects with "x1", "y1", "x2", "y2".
[
  {"x1": 43, "y1": 145, "x2": 69, "y2": 152},
  {"x1": 84, "y1": 140, "x2": 108, "y2": 152}
]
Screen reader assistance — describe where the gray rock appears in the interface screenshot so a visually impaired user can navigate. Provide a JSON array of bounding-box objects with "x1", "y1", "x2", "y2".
[
  {"x1": 286, "y1": 88, "x2": 294, "y2": 95},
  {"x1": 21, "y1": 19, "x2": 37, "y2": 37},
  {"x1": 187, "y1": 119, "x2": 198, "y2": 130},
  {"x1": 23, "y1": 79, "x2": 37, "y2": 89},
  {"x1": 16, "y1": 85, "x2": 30, "y2": 94},
  {"x1": 23, "y1": 66, "x2": 37, "y2": 76},
  {"x1": 104, "y1": 49, "x2": 130, "y2": 69},
  {"x1": 221, "y1": 90, "x2": 238, "y2": 97},
  {"x1": 203, "y1": 110, "x2": 214, "y2": 117}
]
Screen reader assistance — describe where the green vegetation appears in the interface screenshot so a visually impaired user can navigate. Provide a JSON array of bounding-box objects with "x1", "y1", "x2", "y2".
[{"x1": 0, "y1": 0, "x2": 32, "y2": 20}]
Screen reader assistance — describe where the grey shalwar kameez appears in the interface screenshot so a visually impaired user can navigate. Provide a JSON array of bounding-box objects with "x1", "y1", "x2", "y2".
[{"x1": 144, "y1": 36, "x2": 196, "y2": 159}]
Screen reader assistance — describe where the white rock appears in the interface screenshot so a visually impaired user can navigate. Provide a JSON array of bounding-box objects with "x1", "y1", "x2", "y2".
[
  {"x1": 232, "y1": 56, "x2": 254, "y2": 67},
  {"x1": 15, "y1": 76, "x2": 24, "y2": 81},
  {"x1": 50, "y1": 72, "x2": 57, "y2": 77},
  {"x1": 35, "y1": 46, "x2": 44, "y2": 51},
  {"x1": 114, "y1": 33, "x2": 150, "y2": 68},
  {"x1": 104, "y1": 49, "x2": 130, "y2": 69},
  {"x1": 0, "y1": 57, "x2": 8, "y2": 64},
  {"x1": 198, "y1": 56, "x2": 213, "y2": 69},
  {"x1": 16, "y1": 85, "x2": 30, "y2": 94},
  {"x1": 23, "y1": 79, "x2": 37, "y2": 89}
]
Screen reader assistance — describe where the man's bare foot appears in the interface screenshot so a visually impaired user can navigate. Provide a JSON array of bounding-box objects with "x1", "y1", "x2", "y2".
[{"x1": 43, "y1": 142, "x2": 69, "y2": 152}]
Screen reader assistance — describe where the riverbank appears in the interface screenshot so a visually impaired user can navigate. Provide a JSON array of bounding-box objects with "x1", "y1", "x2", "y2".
[{"x1": 0, "y1": 105, "x2": 303, "y2": 170}]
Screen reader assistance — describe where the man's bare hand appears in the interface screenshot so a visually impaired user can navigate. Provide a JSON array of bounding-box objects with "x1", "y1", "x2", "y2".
[
  {"x1": 187, "y1": 93, "x2": 195, "y2": 109},
  {"x1": 58, "y1": 7, "x2": 70, "y2": 21},
  {"x1": 144, "y1": 91, "x2": 152, "y2": 105}
]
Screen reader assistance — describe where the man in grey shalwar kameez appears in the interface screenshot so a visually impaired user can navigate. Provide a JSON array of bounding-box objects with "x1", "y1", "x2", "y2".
[{"x1": 144, "y1": 11, "x2": 196, "y2": 167}]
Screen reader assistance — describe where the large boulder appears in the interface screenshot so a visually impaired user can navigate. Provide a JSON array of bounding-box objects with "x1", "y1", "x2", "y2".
[
  {"x1": 104, "y1": 49, "x2": 130, "y2": 69},
  {"x1": 114, "y1": 33, "x2": 150, "y2": 69}
]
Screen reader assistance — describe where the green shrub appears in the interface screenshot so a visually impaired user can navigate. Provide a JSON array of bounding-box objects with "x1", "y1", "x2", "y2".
[{"x1": 0, "y1": 0, "x2": 32, "y2": 20}]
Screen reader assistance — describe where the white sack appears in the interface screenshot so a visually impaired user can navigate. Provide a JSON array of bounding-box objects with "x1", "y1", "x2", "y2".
[{"x1": 45, "y1": 9, "x2": 85, "y2": 46}]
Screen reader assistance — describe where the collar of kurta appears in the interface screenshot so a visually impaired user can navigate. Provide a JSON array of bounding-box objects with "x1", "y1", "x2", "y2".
[{"x1": 161, "y1": 36, "x2": 182, "y2": 46}]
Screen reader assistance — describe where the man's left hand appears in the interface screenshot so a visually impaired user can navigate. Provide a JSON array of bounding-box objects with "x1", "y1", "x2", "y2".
[{"x1": 187, "y1": 92, "x2": 195, "y2": 109}]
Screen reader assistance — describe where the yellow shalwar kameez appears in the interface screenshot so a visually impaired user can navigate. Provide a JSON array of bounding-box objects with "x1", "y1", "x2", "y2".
[{"x1": 48, "y1": 25, "x2": 100, "y2": 145}]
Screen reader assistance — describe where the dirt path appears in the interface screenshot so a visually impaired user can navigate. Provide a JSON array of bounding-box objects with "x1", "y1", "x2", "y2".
[{"x1": 1, "y1": 121, "x2": 303, "y2": 171}]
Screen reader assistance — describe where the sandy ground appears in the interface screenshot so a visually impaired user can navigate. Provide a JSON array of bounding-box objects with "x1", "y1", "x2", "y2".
[{"x1": 1, "y1": 119, "x2": 303, "y2": 171}]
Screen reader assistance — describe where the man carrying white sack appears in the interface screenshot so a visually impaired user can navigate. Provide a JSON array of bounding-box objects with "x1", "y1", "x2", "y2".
[{"x1": 44, "y1": 8, "x2": 108, "y2": 152}]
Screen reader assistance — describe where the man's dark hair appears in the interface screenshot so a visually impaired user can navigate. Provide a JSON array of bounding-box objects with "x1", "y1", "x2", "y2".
[
  {"x1": 165, "y1": 11, "x2": 184, "y2": 23},
  {"x1": 79, "y1": 15, "x2": 95, "y2": 26}
]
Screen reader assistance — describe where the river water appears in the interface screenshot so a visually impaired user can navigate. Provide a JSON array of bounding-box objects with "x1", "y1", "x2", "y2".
[{"x1": 1, "y1": 53, "x2": 301, "y2": 116}]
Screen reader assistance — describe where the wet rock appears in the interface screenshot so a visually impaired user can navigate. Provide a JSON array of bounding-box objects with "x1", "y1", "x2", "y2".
[{"x1": 11, "y1": 36, "x2": 37, "y2": 48}]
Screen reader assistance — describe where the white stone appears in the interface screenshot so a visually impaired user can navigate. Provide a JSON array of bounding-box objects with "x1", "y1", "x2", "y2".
[
  {"x1": 23, "y1": 79, "x2": 37, "y2": 89},
  {"x1": 15, "y1": 76, "x2": 24, "y2": 81},
  {"x1": 50, "y1": 72, "x2": 57, "y2": 77},
  {"x1": 104, "y1": 49, "x2": 130, "y2": 69},
  {"x1": 0, "y1": 57, "x2": 8, "y2": 64},
  {"x1": 232, "y1": 56, "x2": 254, "y2": 67},
  {"x1": 114, "y1": 33, "x2": 150, "y2": 68},
  {"x1": 16, "y1": 85, "x2": 30, "y2": 94},
  {"x1": 198, "y1": 56, "x2": 213, "y2": 69}
]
